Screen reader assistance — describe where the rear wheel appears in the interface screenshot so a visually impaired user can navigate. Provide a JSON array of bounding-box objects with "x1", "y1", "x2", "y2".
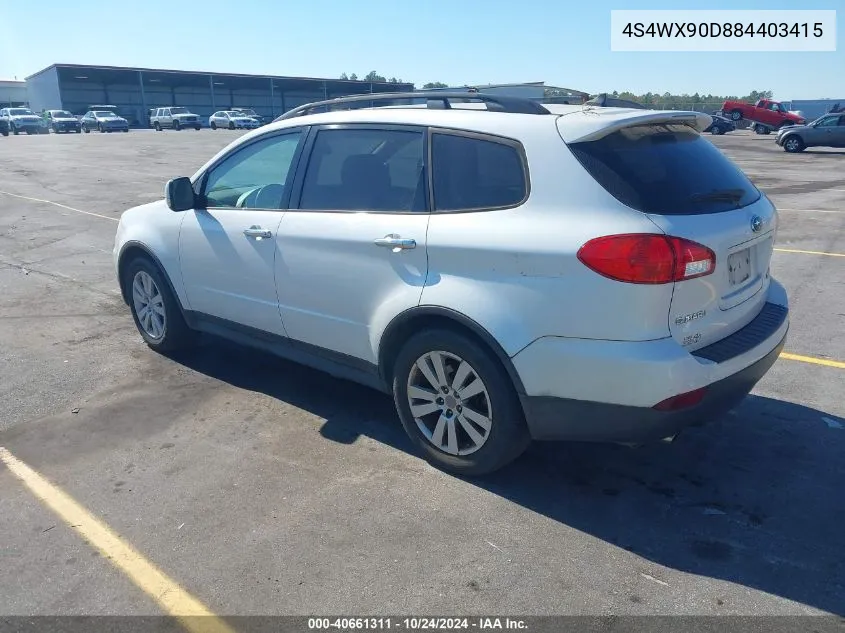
[
  {"x1": 783, "y1": 136, "x2": 805, "y2": 153},
  {"x1": 392, "y1": 329, "x2": 530, "y2": 476},
  {"x1": 154, "y1": 121, "x2": 161, "y2": 131},
  {"x1": 124, "y1": 257, "x2": 193, "y2": 352},
  {"x1": 173, "y1": 120, "x2": 180, "y2": 131}
]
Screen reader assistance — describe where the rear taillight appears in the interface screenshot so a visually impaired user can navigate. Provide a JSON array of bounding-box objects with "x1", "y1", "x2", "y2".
[
  {"x1": 577, "y1": 234, "x2": 715, "y2": 284},
  {"x1": 652, "y1": 387, "x2": 707, "y2": 411}
]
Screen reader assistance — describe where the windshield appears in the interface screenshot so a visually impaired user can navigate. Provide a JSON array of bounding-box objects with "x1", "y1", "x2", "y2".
[
  {"x1": 52, "y1": 111, "x2": 74, "y2": 118},
  {"x1": 224, "y1": 111, "x2": 242, "y2": 117},
  {"x1": 9, "y1": 108, "x2": 34, "y2": 116},
  {"x1": 236, "y1": 109, "x2": 257, "y2": 116},
  {"x1": 170, "y1": 107, "x2": 189, "y2": 114},
  {"x1": 94, "y1": 111, "x2": 117, "y2": 117},
  {"x1": 568, "y1": 123, "x2": 760, "y2": 215}
]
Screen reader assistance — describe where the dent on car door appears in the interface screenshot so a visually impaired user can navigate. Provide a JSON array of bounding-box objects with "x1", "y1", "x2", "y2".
[
  {"x1": 177, "y1": 129, "x2": 306, "y2": 336},
  {"x1": 275, "y1": 125, "x2": 431, "y2": 364}
]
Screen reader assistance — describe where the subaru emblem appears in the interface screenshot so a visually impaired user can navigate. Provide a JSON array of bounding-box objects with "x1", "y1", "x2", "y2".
[{"x1": 750, "y1": 215, "x2": 763, "y2": 233}]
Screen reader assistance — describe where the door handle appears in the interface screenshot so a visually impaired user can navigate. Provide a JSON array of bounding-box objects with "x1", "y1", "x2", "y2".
[
  {"x1": 374, "y1": 234, "x2": 416, "y2": 251},
  {"x1": 243, "y1": 226, "x2": 272, "y2": 239}
]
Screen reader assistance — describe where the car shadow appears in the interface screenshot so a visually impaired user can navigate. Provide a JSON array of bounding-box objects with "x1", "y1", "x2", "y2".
[{"x1": 172, "y1": 337, "x2": 845, "y2": 614}]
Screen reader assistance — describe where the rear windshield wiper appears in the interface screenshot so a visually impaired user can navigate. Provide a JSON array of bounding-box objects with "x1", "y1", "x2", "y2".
[{"x1": 689, "y1": 189, "x2": 746, "y2": 204}]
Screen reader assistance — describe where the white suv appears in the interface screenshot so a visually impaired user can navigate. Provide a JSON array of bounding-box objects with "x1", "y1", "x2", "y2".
[{"x1": 113, "y1": 92, "x2": 789, "y2": 475}]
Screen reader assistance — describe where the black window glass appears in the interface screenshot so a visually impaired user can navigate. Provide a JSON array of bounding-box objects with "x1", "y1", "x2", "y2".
[
  {"x1": 299, "y1": 128, "x2": 426, "y2": 212},
  {"x1": 432, "y1": 134, "x2": 526, "y2": 211},
  {"x1": 568, "y1": 123, "x2": 760, "y2": 215}
]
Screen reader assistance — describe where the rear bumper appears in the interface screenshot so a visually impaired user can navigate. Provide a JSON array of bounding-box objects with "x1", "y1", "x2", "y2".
[
  {"x1": 513, "y1": 279, "x2": 789, "y2": 442},
  {"x1": 520, "y1": 329, "x2": 786, "y2": 442}
]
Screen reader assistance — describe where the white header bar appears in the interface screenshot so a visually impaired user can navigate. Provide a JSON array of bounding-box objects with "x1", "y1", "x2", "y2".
[{"x1": 611, "y1": 10, "x2": 837, "y2": 52}]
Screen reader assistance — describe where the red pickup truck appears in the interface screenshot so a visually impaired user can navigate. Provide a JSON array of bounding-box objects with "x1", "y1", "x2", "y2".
[{"x1": 721, "y1": 99, "x2": 805, "y2": 128}]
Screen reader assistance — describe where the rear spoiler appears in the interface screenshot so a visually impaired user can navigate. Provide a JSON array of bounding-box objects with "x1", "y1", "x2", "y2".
[{"x1": 558, "y1": 110, "x2": 713, "y2": 144}]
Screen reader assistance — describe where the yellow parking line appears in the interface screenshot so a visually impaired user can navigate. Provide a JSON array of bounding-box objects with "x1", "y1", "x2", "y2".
[
  {"x1": 774, "y1": 247, "x2": 845, "y2": 258},
  {"x1": 0, "y1": 447, "x2": 235, "y2": 633},
  {"x1": 780, "y1": 353, "x2": 845, "y2": 370}
]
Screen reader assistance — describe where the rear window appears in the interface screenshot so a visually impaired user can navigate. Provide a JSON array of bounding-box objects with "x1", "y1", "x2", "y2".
[{"x1": 569, "y1": 123, "x2": 760, "y2": 215}]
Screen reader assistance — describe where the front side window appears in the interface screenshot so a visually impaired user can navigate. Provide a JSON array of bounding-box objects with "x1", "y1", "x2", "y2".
[
  {"x1": 298, "y1": 128, "x2": 426, "y2": 212},
  {"x1": 202, "y1": 131, "x2": 303, "y2": 209},
  {"x1": 431, "y1": 133, "x2": 527, "y2": 211},
  {"x1": 816, "y1": 116, "x2": 839, "y2": 127}
]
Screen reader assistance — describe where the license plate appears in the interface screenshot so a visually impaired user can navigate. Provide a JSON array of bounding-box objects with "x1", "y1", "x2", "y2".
[{"x1": 728, "y1": 248, "x2": 751, "y2": 286}]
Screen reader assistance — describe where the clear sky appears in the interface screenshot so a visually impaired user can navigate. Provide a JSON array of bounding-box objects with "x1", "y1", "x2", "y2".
[{"x1": 0, "y1": 0, "x2": 841, "y2": 100}]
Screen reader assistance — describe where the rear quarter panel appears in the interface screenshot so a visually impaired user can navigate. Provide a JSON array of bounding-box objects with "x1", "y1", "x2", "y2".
[{"x1": 419, "y1": 126, "x2": 675, "y2": 357}]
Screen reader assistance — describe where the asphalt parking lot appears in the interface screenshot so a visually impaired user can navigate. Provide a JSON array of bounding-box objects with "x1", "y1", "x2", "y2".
[{"x1": 1, "y1": 128, "x2": 844, "y2": 619}]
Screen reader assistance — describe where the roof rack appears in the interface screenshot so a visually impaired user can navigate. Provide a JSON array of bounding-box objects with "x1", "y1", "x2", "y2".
[{"x1": 274, "y1": 91, "x2": 552, "y2": 121}]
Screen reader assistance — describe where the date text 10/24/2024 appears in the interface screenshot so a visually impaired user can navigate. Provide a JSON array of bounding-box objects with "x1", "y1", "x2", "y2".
[{"x1": 308, "y1": 618, "x2": 528, "y2": 630}]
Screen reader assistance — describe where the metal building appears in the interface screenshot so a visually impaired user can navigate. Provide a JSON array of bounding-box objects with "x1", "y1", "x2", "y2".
[
  {"x1": 0, "y1": 80, "x2": 28, "y2": 107},
  {"x1": 783, "y1": 99, "x2": 845, "y2": 121},
  {"x1": 25, "y1": 64, "x2": 414, "y2": 127}
]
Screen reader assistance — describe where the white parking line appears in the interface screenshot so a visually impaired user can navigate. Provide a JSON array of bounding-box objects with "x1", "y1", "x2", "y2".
[{"x1": 0, "y1": 190, "x2": 119, "y2": 223}]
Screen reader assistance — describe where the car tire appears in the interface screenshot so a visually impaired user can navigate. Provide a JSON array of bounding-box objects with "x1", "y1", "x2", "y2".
[
  {"x1": 83, "y1": 125, "x2": 89, "y2": 133},
  {"x1": 11, "y1": 123, "x2": 18, "y2": 135},
  {"x1": 124, "y1": 257, "x2": 194, "y2": 353},
  {"x1": 210, "y1": 122, "x2": 217, "y2": 130},
  {"x1": 729, "y1": 109, "x2": 742, "y2": 121},
  {"x1": 783, "y1": 136, "x2": 805, "y2": 153},
  {"x1": 0, "y1": 128, "x2": 7, "y2": 137},
  {"x1": 710, "y1": 126, "x2": 724, "y2": 135},
  {"x1": 98, "y1": 124, "x2": 105, "y2": 133},
  {"x1": 194, "y1": 126, "x2": 201, "y2": 131},
  {"x1": 154, "y1": 122, "x2": 161, "y2": 131},
  {"x1": 173, "y1": 120, "x2": 180, "y2": 131},
  {"x1": 392, "y1": 328, "x2": 530, "y2": 476},
  {"x1": 228, "y1": 122, "x2": 235, "y2": 130}
]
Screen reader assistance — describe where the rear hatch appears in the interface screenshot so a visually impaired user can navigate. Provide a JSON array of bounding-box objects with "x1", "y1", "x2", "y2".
[{"x1": 562, "y1": 116, "x2": 776, "y2": 352}]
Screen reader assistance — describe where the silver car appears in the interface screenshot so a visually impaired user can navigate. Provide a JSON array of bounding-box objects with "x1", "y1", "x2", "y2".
[
  {"x1": 0, "y1": 107, "x2": 47, "y2": 135},
  {"x1": 209, "y1": 110, "x2": 260, "y2": 130},
  {"x1": 776, "y1": 112, "x2": 845, "y2": 152}
]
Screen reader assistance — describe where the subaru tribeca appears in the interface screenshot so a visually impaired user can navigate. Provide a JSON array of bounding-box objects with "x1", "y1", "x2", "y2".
[{"x1": 113, "y1": 93, "x2": 789, "y2": 475}]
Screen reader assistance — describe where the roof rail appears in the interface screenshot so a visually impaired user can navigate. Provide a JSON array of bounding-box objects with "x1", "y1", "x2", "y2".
[{"x1": 274, "y1": 91, "x2": 552, "y2": 121}]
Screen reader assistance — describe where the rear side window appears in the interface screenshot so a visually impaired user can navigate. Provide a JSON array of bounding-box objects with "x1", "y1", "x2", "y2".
[
  {"x1": 432, "y1": 133, "x2": 526, "y2": 211},
  {"x1": 298, "y1": 128, "x2": 426, "y2": 212},
  {"x1": 569, "y1": 123, "x2": 760, "y2": 215}
]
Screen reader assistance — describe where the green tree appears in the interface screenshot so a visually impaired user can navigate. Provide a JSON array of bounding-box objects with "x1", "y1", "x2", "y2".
[
  {"x1": 423, "y1": 82, "x2": 449, "y2": 89},
  {"x1": 364, "y1": 71, "x2": 387, "y2": 82},
  {"x1": 340, "y1": 72, "x2": 349, "y2": 80}
]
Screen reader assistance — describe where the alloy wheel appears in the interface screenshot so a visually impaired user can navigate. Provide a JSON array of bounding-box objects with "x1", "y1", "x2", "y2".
[
  {"x1": 131, "y1": 271, "x2": 166, "y2": 339},
  {"x1": 406, "y1": 351, "x2": 493, "y2": 456}
]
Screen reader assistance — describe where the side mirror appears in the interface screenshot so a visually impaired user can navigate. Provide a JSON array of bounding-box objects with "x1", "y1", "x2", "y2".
[{"x1": 165, "y1": 177, "x2": 196, "y2": 212}]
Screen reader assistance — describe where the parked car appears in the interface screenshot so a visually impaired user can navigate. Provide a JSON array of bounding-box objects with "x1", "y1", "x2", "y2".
[
  {"x1": 150, "y1": 107, "x2": 202, "y2": 131},
  {"x1": 81, "y1": 110, "x2": 130, "y2": 133},
  {"x1": 704, "y1": 114, "x2": 736, "y2": 135},
  {"x1": 113, "y1": 92, "x2": 789, "y2": 475},
  {"x1": 721, "y1": 99, "x2": 805, "y2": 129},
  {"x1": 44, "y1": 109, "x2": 82, "y2": 134},
  {"x1": 209, "y1": 110, "x2": 261, "y2": 130},
  {"x1": 776, "y1": 112, "x2": 845, "y2": 152},
  {"x1": 0, "y1": 107, "x2": 48, "y2": 135},
  {"x1": 233, "y1": 108, "x2": 264, "y2": 124}
]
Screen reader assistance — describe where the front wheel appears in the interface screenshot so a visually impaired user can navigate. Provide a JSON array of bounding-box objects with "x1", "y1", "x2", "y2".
[
  {"x1": 210, "y1": 121, "x2": 217, "y2": 130},
  {"x1": 729, "y1": 109, "x2": 742, "y2": 121},
  {"x1": 154, "y1": 122, "x2": 161, "y2": 131},
  {"x1": 710, "y1": 126, "x2": 724, "y2": 135},
  {"x1": 783, "y1": 136, "x2": 805, "y2": 153},
  {"x1": 228, "y1": 122, "x2": 235, "y2": 130},
  {"x1": 194, "y1": 125, "x2": 201, "y2": 131},
  {"x1": 125, "y1": 258, "x2": 194, "y2": 352},
  {"x1": 11, "y1": 124, "x2": 19, "y2": 135},
  {"x1": 173, "y1": 120, "x2": 180, "y2": 130},
  {"x1": 98, "y1": 124, "x2": 105, "y2": 133},
  {"x1": 392, "y1": 329, "x2": 530, "y2": 476},
  {"x1": 83, "y1": 125, "x2": 90, "y2": 133}
]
